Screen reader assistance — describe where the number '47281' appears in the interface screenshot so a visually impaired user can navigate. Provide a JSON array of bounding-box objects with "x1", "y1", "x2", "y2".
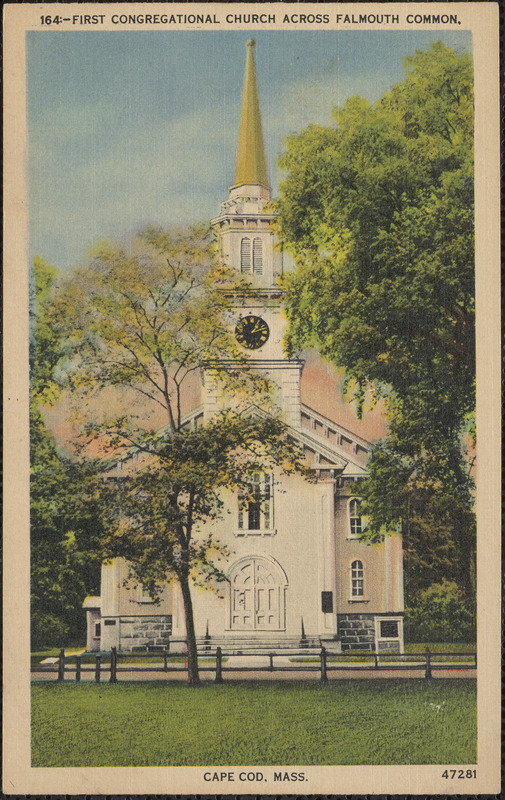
[{"x1": 442, "y1": 769, "x2": 477, "y2": 779}]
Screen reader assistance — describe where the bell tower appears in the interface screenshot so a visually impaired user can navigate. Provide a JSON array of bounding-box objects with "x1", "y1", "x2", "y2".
[
  {"x1": 209, "y1": 40, "x2": 303, "y2": 429},
  {"x1": 212, "y1": 39, "x2": 280, "y2": 289}
]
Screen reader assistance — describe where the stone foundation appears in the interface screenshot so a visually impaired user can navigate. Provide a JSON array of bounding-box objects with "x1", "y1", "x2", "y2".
[
  {"x1": 118, "y1": 615, "x2": 173, "y2": 652},
  {"x1": 377, "y1": 639, "x2": 400, "y2": 652},
  {"x1": 337, "y1": 613, "x2": 375, "y2": 651}
]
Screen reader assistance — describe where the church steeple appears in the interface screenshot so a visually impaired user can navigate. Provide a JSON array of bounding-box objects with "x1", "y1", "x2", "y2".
[
  {"x1": 233, "y1": 40, "x2": 270, "y2": 190},
  {"x1": 211, "y1": 38, "x2": 286, "y2": 288},
  {"x1": 208, "y1": 39, "x2": 302, "y2": 429}
]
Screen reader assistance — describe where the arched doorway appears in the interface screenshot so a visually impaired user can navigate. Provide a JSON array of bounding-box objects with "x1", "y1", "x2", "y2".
[{"x1": 228, "y1": 556, "x2": 287, "y2": 631}]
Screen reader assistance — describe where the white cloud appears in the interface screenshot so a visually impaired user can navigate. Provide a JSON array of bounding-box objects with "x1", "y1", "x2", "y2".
[{"x1": 29, "y1": 103, "x2": 234, "y2": 268}]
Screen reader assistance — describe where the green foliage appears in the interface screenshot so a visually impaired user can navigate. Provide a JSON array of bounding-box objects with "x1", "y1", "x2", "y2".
[
  {"x1": 404, "y1": 580, "x2": 476, "y2": 644},
  {"x1": 31, "y1": 257, "x2": 61, "y2": 407},
  {"x1": 51, "y1": 224, "x2": 272, "y2": 441},
  {"x1": 275, "y1": 43, "x2": 475, "y2": 597},
  {"x1": 98, "y1": 411, "x2": 306, "y2": 688},
  {"x1": 31, "y1": 613, "x2": 70, "y2": 650},
  {"x1": 101, "y1": 411, "x2": 306, "y2": 597},
  {"x1": 30, "y1": 412, "x2": 104, "y2": 648},
  {"x1": 30, "y1": 259, "x2": 104, "y2": 649},
  {"x1": 32, "y1": 680, "x2": 476, "y2": 767},
  {"x1": 361, "y1": 437, "x2": 475, "y2": 597},
  {"x1": 49, "y1": 225, "x2": 307, "y2": 684}
]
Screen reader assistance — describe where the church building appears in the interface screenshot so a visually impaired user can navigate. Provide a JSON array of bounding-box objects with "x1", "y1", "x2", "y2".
[{"x1": 84, "y1": 40, "x2": 404, "y2": 654}]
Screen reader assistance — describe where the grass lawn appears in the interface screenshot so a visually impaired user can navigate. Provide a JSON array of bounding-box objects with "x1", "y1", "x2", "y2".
[
  {"x1": 291, "y1": 642, "x2": 476, "y2": 664},
  {"x1": 31, "y1": 678, "x2": 476, "y2": 767},
  {"x1": 32, "y1": 642, "x2": 475, "y2": 669},
  {"x1": 404, "y1": 642, "x2": 476, "y2": 653}
]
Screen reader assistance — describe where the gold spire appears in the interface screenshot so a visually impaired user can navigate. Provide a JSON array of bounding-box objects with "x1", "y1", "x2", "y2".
[{"x1": 233, "y1": 40, "x2": 270, "y2": 189}]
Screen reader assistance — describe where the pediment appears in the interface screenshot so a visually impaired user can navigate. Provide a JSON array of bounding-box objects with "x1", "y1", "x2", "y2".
[{"x1": 104, "y1": 401, "x2": 373, "y2": 479}]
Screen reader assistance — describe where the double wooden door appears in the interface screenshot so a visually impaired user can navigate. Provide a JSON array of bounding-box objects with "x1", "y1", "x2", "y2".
[{"x1": 230, "y1": 558, "x2": 285, "y2": 630}]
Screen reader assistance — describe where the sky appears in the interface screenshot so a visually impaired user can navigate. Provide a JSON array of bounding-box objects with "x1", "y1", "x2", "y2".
[{"x1": 27, "y1": 29, "x2": 472, "y2": 272}]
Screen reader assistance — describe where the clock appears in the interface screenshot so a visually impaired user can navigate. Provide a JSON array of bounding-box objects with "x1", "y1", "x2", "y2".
[{"x1": 235, "y1": 315, "x2": 270, "y2": 350}]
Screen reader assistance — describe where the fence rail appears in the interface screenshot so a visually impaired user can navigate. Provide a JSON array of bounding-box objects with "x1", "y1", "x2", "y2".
[{"x1": 33, "y1": 646, "x2": 477, "y2": 684}]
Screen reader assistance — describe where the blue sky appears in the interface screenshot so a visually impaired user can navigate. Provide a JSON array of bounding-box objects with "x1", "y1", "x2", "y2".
[{"x1": 27, "y1": 30, "x2": 471, "y2": 271}]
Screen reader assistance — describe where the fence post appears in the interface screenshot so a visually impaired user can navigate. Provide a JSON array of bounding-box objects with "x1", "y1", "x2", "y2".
[
  {"x1": 424, "y1": 648, "x2": 432, "y2": 680},
  {"x1": 57, "y1": 648, "x2": 65, "y2": 682},
  {"x1": 164, "y1": 650, "x2": 169, "y2": 671},
  {"x1": 215, "y1": 647, "x2": 223, "y2": 684},
  {"x1": 320, "y1": 646, "x2": 328, "y2": 685},
  {"x1": 95, "y1": 654, "x2": 102, "y2": 684},
  {"x1": 374, "y1": 651, "x2": 379, "y2": 669},
  {"x1": 75, "y1": 656, "x2": 82, "y2": 684},
  {"x1": 269, "y1": 653, "x2": 274, "y2": 672},
  {"x1": 109, "y1": 647, "x2": 117, "y2": 684}
]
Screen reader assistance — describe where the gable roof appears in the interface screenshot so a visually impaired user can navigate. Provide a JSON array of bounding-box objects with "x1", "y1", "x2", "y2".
[
  {"x1": 178, "y1": 404, "x2": 369, "y2": 477},
  {"x1": 103, "y1": 399, "x2": 372, "y2": 480}
]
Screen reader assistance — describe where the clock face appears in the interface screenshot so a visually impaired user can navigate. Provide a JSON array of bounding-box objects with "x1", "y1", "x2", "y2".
[{"x1": 235, "y1": 315, "x2": 270, "y2": 350}]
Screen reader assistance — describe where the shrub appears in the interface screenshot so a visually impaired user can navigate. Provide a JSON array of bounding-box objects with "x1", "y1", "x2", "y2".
[
  {"x1": 404, "y1": 580, "x2": 476, "y2": 643},
  {"x1": 31, "y1": 612, "x2": 70, "y2": 650}
]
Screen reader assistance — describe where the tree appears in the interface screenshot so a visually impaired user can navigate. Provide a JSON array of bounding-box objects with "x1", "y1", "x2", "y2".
[
  {"x1": 30, "y1": 428, "x2": 104, "y2": 648},
  {"x1": 101, "y1": 412, "x2": 305, "y2": 685},
  {"x1": 274, "y1": 43, "x2": 475, "y2": 599},
  {"x1": 31, "y1": 257, "x2": 60, "y2": 406},
  {"x1": 50, "y1": 225, "x2": 305, "y2": 684},
  {"x1": 52, "y1": 225, "x2": 272, "y2": 440},
  {"x1": 30, "y1": 258, "x2": 104, "y2": 649},
  {"x1": 404, "y1": 580, "x2": 476, "y2": 643}
]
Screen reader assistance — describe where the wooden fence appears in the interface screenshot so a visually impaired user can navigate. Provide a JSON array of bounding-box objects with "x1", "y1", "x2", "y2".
[{"x1": 36, "y1": 645, "x2": 477, "y2": 684}]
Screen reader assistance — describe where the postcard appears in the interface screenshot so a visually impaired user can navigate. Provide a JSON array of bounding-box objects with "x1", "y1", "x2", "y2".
[{"x1": 3, "y1": 2, "x2": 500, "y2": 795}]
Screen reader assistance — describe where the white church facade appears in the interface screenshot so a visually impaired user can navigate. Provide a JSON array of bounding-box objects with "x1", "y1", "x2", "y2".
[{"x1": 84, "y1": 40, "x2": 404, "y2": 654}]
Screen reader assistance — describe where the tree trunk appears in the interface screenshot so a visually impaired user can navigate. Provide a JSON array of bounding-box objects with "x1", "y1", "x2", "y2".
[{"x1": 179, "y1": 573, "x2": 200, "y2": 687}]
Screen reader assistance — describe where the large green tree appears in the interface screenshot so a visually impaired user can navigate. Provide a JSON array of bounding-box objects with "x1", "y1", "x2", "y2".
[
  {"x1": 30, "y1": 258, "x2": 104, "y2": 648},
  {"x1": 275, "y1": 43, "x2": 475, "y2": 599},
  {"x1": 51, "y1": 225, "x2": 305, "y2": 684}
]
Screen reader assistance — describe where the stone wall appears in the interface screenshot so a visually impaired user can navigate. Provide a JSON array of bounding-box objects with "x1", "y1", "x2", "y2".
[
  {"x1": 377, "y1": 639, "x2": 400, "y2": 652},
  {"x1": 337, "y1": 613, "x2": 375, "y2": 650},
  {"x1": 118, "y1": 615, "x2": 173, "y2": 651}
]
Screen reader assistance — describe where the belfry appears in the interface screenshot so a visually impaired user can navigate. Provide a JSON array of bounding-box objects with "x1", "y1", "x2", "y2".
[
  {"x1": 208, "y1": 39, "x2": 304, "y2": 429},
  {"x1": 86, "y1": 41, "x2": 405, "y2": 654}
]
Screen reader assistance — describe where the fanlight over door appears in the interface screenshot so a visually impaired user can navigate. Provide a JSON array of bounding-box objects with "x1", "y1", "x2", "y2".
[{"x1": 229, "y1": 557, "x2": 286, "y2": 630}]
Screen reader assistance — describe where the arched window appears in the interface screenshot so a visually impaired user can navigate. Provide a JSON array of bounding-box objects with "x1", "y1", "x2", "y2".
[
  {"x1": 351, "y1": 560, "x2": 364, "y2": 597},
  {"x1": 240, "y1": 238, "x2": 251, "y2": 273},
  {"x1": 349, "y1": 498, "x2": 362, "y2": 537},
  {"x1": 253, "y1": 237, "x2": 263, "y2": 274}
]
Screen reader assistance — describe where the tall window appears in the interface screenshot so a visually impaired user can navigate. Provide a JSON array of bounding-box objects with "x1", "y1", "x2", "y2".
[
  {"x1": 238, "y1": 473, "x2": 271, "y2": 531},
  {"x1": 240, "y1": 237, "x2": 251, "y2": 273},
  {"x1": 351, "y1": 560, "x2": 364, "y2": 597},
  {"x1": 349, "y1": 498, "x2": 362, "y2": 537},
  {"x1": 137, "y1": 584, "x2": 155, "y2": 603},
  {"x1": 253, "y1": 237, "x2": 263, "y2": 274}
]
